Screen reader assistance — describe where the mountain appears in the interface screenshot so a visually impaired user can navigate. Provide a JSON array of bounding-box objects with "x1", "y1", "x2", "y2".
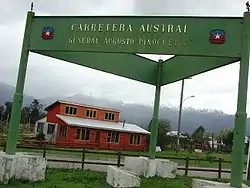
[
  {"x1": 0, "y1": 82, "x2": 34, "y2": 106},
  {"x1": 0, "y1": 82, "x2": 250, "y2": 135},
  {"x1": 40, "y1": 93, "x2": 250, "y2": 135}
]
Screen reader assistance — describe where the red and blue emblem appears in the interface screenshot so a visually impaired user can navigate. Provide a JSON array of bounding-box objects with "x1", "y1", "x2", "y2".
[
  {"x1": 209, "y1": 29, "x2": 225, "y2": 44},
  {"x1": 41, "y1": 27, "x2": 54, "y2": 40}
]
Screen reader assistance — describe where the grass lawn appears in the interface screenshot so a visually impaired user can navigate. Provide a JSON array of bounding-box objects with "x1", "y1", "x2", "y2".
[
  {"x1": 0, "y1": 145, "x2": 246, "y2": 169},
  {"x1": 3, "y1": 168, "x2": 250, "y2": 188}
]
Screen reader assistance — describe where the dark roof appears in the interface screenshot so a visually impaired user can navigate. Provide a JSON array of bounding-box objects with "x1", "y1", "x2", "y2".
[
  {"x1": 32, "y1": 113, "x2": 47, "y2": 122},
  {"x1": 44, "y1": 100, "x2": 121, "y2": 112}
]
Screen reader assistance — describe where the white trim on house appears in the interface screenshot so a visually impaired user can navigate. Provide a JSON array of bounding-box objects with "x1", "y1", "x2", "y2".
[
  {"x1": 34, "y1": 116, "x2": 57, "y2": 142},
  {"x1": 34, "y1": 116, "x2": 47, "y2": 135},
  {"x1": 56, "y1": 114, "x2": 150, "y2": 135}
]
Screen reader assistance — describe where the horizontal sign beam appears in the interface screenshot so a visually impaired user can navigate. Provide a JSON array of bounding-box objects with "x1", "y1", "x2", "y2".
[
  {"x1": 34, "y1": 51, "x2": 158, "y2": 85},
  {"x1": 30, "y1": 16, "x2": 243, "y2": 57},
  {"x1": 161, "y1": 56, "x2": 239, "y2": 86}
]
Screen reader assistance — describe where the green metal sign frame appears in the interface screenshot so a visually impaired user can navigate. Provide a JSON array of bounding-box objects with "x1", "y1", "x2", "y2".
[{"x1": 5, "y1": 11, "x2": 250, "y2": 188}]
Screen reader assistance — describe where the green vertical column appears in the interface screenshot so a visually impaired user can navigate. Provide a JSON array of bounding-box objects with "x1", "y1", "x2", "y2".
[
  {"x1": 5, "y1": 11, "x2": 34, "y2": 155},
  {"x1": 149, "y1": 60, "x2": 162, "y2": 159},
  {"x1": 230, "y1": 12, "x2": 250, "y2": 188}
]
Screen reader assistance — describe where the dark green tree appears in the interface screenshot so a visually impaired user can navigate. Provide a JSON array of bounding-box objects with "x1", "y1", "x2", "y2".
[
  {"x1": 21, "y1": 106, "x2": 32, "y2": 124},
  {"x1": 192, "y1": 125, "x2": 205, "y2": 140},
  {"x1": 3, "y1": 101, "x2": 12, "y2": 121},
  {"x1": 0, "y1": 105, "x2": 4, "y2": 121},
  {"x1": 222, "y1": 129, "x2": 234, "y2": 148},
  {"x1": 192, "y1": 125, "x2": 206, "y2": 149},
  {"x1": 29, "y1": 99, "x2": 44, "y2": 124},
  {"x1": 0, "y1": 105, "x2": 5, "y2": 132},
  {"x1": 148, "y1": 119, "x2": 171, "y2": 150}
]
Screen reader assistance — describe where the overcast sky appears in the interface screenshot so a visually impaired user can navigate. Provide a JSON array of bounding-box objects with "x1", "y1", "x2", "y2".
[{"x1": 0, "y1": 0, "x2": 249, "y2": 115}]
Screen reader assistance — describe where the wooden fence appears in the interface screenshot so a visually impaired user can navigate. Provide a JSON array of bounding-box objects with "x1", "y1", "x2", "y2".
[{"x1": 1, "y1": 144, "x2": 249, "y2": 179}]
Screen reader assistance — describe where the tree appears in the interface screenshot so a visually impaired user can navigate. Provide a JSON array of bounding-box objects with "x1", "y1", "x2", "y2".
[
  {"x1": 157, "y1": 119, "x2": 171, "y2": 149},
  {"x1": 21, "y1": 106, "x2": 32, "y2": 124},
  {"x1": 0, "y1": 105, "x2": 4, "y2": 121},
  {"x1": 29, "y1": 99, "x2": 44, "y2": 124},
  {"x1": 180, "y1": 132, "x2": 193, "y2": 150},
  {"x1": 218, "y1": 127, "x2": 234, "y2": 148},
  {"x1": 148, "y1": 119, "x2": 172, "y2": 150},
  {"x1": 192, "y1": 125, "x2": 206, "y2": 149},
  {"x1": 0, "y1": 105, "x2": 5, "y2": 132},
  {"x1": 223, "y1": 130, "x2": 234, "y2": 148},
  {"x1": 203, "y1": 131, "x2": 211, "y2": 145},
  {"x1": 3, "y1": 101, "x2": 12, "y2": 121},
  {"x1": 192, "y1": 125, "x2": 205, "y2": 140}
]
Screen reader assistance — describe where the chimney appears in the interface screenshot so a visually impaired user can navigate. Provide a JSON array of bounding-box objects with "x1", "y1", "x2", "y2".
[{"x1": 123, "y1": 120, "x2": 126, "y2": 128}]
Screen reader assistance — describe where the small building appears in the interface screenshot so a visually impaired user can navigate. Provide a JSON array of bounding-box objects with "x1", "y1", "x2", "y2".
[
  {"x1": 34, "y1": 100, "x2": 150, "y2": 151},
  {"x1": 166, "y1": 130, "x2": 187, "y2": 138}
]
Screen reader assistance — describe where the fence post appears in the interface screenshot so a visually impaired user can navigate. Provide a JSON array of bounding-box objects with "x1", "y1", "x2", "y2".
[
  {"x1": 185, "y1": 156, "x2": 189, "y2": 176},
  {"x1": 247, "y1": 160, "x2": 250, "y2": 180},
  {"x1": 82, "y1": 148, "x2": 86, "y2": 170},
  {"x1": 117, "y1": 152, "x2": 121, "y2": 167},
  {"x1": 218, "y1": 158, "x2": 222, "y2": 178},
  {"x1": 3, "y1": 142, "x2": 6, "y2": 152},
  {"x1": 43, "y1": 146, "x2": 46, "y2": 158},
  {"x1": 246, "y1": 138, "x2": 250, "y2": 180}
]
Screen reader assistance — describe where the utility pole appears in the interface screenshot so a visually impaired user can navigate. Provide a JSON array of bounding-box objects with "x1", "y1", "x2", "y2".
[
  {"x1": 176, "y1": 78, "x2": 194, "y2": 152},
  {"x1": 176, "y1": 79, "x2": 184, "y2": 152}
]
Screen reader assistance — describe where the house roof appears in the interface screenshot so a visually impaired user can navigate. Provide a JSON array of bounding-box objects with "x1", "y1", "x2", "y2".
[
  {"x1": 44, "y1": 100, "x2": 120, "y2": 112},
  {"x1": 37, "y1": 116, "x2": 47, "y2": 123},
  {"x1": 56, "y1": 114, "x2": 150, "y2": 135},
  {"x1": 32, "y1": 113, "x2": 47, "y2": 122}
]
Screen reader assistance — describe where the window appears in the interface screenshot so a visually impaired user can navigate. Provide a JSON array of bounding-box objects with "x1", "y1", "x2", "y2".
[
  {"x1": 130, "y1": 134, "x2": 141, "y2": 145},
  {"x1": 47, "y1": 124, "x2": 55, "y2": 134},
  {"x1": 105, "y1": 112, "x2": 115, "y2": 121},
  {"x1": 37, "y1": 123, "x2": 44, "y2": 133},
  {"x1": 75, "y1": 128, "x2": 90, "y2": 140},
  {"x1": 65, "y1": 106, "x2": 77, "y2": 115},
  {"x1": 59, "y1": 125, "x2": 67, "y2": 138},
  {"x1": 107, "y1": 131, "x2": 119, "y2": 143},
  {"x1": 85, "y1": 110, "x2": 97, "y2": 118}
]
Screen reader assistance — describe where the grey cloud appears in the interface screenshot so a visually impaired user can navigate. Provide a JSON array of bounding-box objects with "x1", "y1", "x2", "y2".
[
  {"x1": 1, "y1": 0, "x2": 135, "y2": 24},
  {"x1": 134, "y1": 0, "x2": 245, "y2": 16}
]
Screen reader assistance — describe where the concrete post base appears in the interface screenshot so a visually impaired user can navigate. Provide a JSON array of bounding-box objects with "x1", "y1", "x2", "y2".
[
  {"x1": 193, "y1": 178, "x2": 249, "y2": 188},
  {"x1": 124, "y1": 156, "x2": 177, "y2": 178},
  {"x1": 0, "y1": 152, "x2": 46, "y2": 184},
  {"x1": 0, "y1": 152, "x2": 17, "y2": 184},
  {"x1": 106, "y1": 166, "x2": 141, "y2": 188}
]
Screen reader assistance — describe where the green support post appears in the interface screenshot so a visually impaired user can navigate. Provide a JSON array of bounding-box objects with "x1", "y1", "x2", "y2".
[
  {"x1": 230, "y1": 12, "x2": 250, "y2": 188},
  {"x1": 148, "y1": 60, "x2": 162, "y2": 159},
  {"x1": 5, "y1": 11, "x2": 34, "y2": 155}
]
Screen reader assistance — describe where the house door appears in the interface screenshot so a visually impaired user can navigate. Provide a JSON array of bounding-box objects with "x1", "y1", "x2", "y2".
[{"x1": 95, "y1": 130, "x2": 101, "y2": 144}]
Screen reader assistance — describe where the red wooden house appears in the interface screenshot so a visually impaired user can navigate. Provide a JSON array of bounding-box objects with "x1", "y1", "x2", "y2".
[{"x1": 35, "y1": 100, "x2": 150, "y2": 151}]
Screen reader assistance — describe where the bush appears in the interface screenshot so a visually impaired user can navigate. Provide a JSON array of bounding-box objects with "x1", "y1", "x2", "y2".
[
  {"x1": 205, "y1": 151, "x2": 217, "y2": 163},
  {"x1": 35, "y1": 133, "x2": 45, "y2": 141}
]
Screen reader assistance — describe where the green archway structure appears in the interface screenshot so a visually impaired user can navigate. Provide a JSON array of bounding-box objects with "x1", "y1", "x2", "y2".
[{"x1": 5, "y1": 10, "x2": 250, "y2": 187}]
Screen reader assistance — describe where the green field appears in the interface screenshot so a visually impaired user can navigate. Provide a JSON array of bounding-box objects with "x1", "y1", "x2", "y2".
[{"x1": 2, "y1": 168, "x2": 250, "y2": 188}]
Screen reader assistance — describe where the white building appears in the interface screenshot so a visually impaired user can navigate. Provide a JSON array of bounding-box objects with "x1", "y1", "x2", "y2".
[
  {"x1": 166, "y1": 130, "x2": 187, "y2": 138},
  {"x1": 34, "y1": 116, "x2": 57, "y2": 143}
]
